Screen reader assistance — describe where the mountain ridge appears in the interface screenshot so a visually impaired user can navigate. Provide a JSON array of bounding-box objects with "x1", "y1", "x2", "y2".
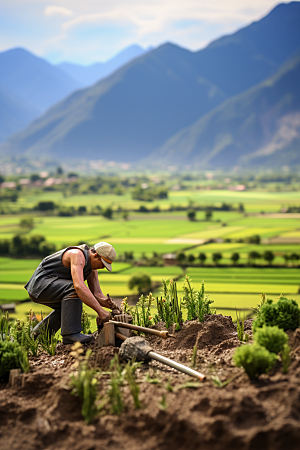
[{"x1": 1, "y1": 2, "x2": 300, "y2": 168}]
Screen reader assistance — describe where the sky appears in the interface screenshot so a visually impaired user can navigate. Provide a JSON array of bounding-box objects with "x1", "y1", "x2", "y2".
[{"x1": 0, "y1": 0, "x2": 288, "y2": 65}]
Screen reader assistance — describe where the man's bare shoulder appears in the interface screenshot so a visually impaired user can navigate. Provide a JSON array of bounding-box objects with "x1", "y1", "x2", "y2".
[{"x1": 62, "y1": 247, "x2": 86, "y2": 267}]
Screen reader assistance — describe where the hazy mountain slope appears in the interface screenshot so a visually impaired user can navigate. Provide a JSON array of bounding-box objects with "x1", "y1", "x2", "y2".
[
  {"x1": 150, "y1": 53, "x2": 300, "y2": 169},
  {"x1": 1, "y1": 2, "x2": 300, "y2": 163},
  {"x1": 0, "y1": 44, "x2": 226, "y2": 160},
  {"x1": 192, "y1": 1, "x2": 300, "y2": 96},
  {"x1": 0, "y1": 89, "x2": 40, "y2": 142},
  {"x1": 0, "y1": 48, "x2": 80, "y2": 112},
  {"x1": 58, "y1": 45, "x2": 151, "y2": 87}
]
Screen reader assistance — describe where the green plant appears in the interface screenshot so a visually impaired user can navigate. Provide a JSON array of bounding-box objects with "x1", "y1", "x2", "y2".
[
  {"x1": 69, "y1": 343, "x2": 99, "y2": 423},
  {"x1": 165, "y1": 378, "x2": 173, "y2": 392},
  {"x1": 211, "y1": 375, "x2": 234, "y2": 388},
  {"x1": 38, "y1": 325, "x2": 60, "y2": 356},
  {"x1": 81, "y1": 308, "x2": 92, "y2": 334},
  {"x1": 123, "y1": 360, "x2": 142, "y2": 409},
  {"x1": 107, "y1": 355, "x2": 124, "y2": 415},
  {"x1": 254, "y1": 325, "x2": 288, "y2": 354},
  {"x1": 191, "y1": 345, "x2": 197, "y2": 368},
  {"x1": 233, "y1": 344, "x2": 277, "y2": 379},
  {"x1": 182, "y1": 276, "x2": 213, "y2": 322},
  {"x1": 281, "y1": 343, "x2": 291, "y2": 374},
  {"x1": 253, "y1": 297, "x2": 300, "y2": 332},
  {"x1": 0, "y1": 340, "x2": 26, "y2": 380},
  {"x1": 236, "y1": 310, "x2": 249, "y2": 342},
  {"x1": 0, "y1": 311, "x2": 10, "y2": 341},
  {"x1": 155, "y1": 279, "x2": 183, "y2": 330},
  {"x1": 18, "y1": 348, "x2": 30, "y2": 374},
  {"x1": 158, "y1": 394, "x2": 168, "y2": 410},
  {"x1": 133, "y1": 292, "x2": 155, "y2": 328},
  {"x1": 10, "y1": 310, "x2": 39, "y2": 356}
]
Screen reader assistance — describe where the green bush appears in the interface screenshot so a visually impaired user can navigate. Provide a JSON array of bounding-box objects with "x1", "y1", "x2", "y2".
[
  {"x1": 254, "y1": 325, "x2": 288, "y2": 354},
  {"x1": 233, "y1": 343, "x2": 277, "y2": 379},
  {"x1": 253, "y1": 297, "x2": 300, "y2": 332},
  {"x1": 0, "y1": 341, "x2": 25, "y2": 380}
]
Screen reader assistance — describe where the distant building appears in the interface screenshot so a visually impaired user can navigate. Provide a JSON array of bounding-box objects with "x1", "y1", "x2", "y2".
[
  {"x1": 163, "y1": 253, "x2": 177, "y2": 266},
  {"x1": 0, "y1": 303, "x2": 16, "y2": 314}
]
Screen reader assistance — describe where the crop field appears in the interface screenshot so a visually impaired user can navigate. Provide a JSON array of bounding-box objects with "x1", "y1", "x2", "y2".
[
  {"x1": 1, "y1": 187, "x2": 299, "y2": 322},
  {"x1": 3, "y1": 188, "x2": 300, "y2": 213}
]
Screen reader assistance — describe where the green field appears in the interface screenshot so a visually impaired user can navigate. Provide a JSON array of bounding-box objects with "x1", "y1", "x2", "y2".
[{"x1": 1, "y1": 187, "x2": 300, "y2": 322}]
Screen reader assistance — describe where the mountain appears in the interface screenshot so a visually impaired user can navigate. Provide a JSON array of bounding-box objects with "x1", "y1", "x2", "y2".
[
  {"x1": 1, "y1": 2, "x2": 300, "y2": 165},
  {"x1": 0, "y1": 44, "x2": 226, "y2": 160},
  {"x1": 0, "y1": 88, "x2": 40, "y2": 142},
  {"x1": 58, "y1": 45, "x2": 152, "y2": 87},
  {"x1": 0, "y1": 48, "x2": 80, "y2": 113},
  {"x1": 147, "y1": 52, "x2": 300, "y2": 169}
]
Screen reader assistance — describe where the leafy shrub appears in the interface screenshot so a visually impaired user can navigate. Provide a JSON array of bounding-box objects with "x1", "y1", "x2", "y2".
[
  {"x1": 253, "y1": 297, "x2": 300, "y2": 332},
  {"x1": 254, "y1": 325, "x2": 288, "y2": 354},
  {"x1": 233, "y1": 343, "x2": 277, "y2": 379},
  {"x1": 0, "y1": 340, "x2": 27, "y2": 380}
]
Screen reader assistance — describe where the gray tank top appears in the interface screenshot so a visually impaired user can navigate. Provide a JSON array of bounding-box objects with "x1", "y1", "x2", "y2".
[{"x1": 24, "y1": 244, "x2": 93, "y2": 298}]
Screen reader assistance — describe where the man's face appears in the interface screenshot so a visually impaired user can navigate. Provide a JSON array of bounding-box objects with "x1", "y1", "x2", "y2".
[{"x1": 91, "y1": 253, "x2": 105, "y2": 270}]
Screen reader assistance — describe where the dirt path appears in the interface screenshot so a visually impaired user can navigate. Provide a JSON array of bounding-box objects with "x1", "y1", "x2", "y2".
[{"x1": 1, "y1": 315, "x2": 300, "y2": 450}]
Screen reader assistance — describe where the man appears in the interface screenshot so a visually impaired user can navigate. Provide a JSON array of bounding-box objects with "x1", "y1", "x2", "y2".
[{"x1": 24, "y1": 241, "x2": 116, "y2": 344}]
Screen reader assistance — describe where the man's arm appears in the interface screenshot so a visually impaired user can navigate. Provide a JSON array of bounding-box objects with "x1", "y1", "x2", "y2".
[
  {"x1": 70, "y1": 250, "x2": 110, "y2": 322},
  {"x1": 87, "y1": 270, "x2": 114, "y2": 309}
]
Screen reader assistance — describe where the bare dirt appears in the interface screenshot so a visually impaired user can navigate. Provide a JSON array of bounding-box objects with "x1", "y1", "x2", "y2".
[{"x1": 1, "y1": 314, "x2": 300, "y2": 450}]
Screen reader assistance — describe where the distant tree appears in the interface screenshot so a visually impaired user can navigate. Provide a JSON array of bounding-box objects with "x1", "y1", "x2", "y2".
[
  {"x1": 247, "y1": 235, "x2": 261, "y2": 244},
  {"x1": 102, "y1": 207, "x2": 113, "y2": 219},
  {"x1": 39, "y1": 241, "x2": 56, "y2": 257},
  {"x1": 188, "y1": 254, "x2": 195, "y2": 264},
  {"x1": 122, "y1": 211, "x2": 129, "y2": 220},
  {"x1": 35, "y1": 201, "x2": 56, "y2": 211},
  {"x1": 231, "y1": 252, "x2": 240, "y2": 265},
  {"x1": 124, "y1": 251, "x2": 134, "y2": 261},
  {"x1": 284, "y1": 254, "x2": 291, "y2": 266},
  {"x1": 19, "y1": 216, "x2": 34, "y2": 230},
  {"x1": 263, "y1": 250, "x2": 275, "y2": 265},
  {"x1": 128, "y1": 273, "x2": 152, "y2": 294},
  {"x1": 56, "y1": 166, "x2": 64, "y2": 175},
  {"x1": 78, "y1": 206, "x2": 87, "y2": 215},
  {"x1": 0, "y1": 240, "x2": 10, "y2": 256},
  {"x1": 187, "y1": 209, "x2": 196, "y2": 221},
  {"x1": 30, "y1": 174, "x2": 40, "y2": 182},
  {"x1": 212, "y1": 252, "x2": 222, "y2": 265},
  {"x1": 199, "y1": 253, "x2": 207, "y2": 265},
  {"x1": 139, "y1": 205, "x2": 149, "y2": 213},
  {"x1": 205, "y1": 210, "x2": 213, "y2": 221},
  {"x1": 176, "y1": 252, "x2": 186, "y2": 263},
  {"x1": 290, "y1": 253, "x2": 300, "y2": 267},
  {"x1": 238, "y1": 203, "x2": 245, "y2": 212},
  {"x1": 248, "y1": 251, "x2": 261, "y2": 265}
]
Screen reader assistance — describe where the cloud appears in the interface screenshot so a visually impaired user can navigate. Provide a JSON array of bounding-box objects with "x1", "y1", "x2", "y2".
[{"x1": 44, "y1": 6, "x2": 74, "y2": 17}]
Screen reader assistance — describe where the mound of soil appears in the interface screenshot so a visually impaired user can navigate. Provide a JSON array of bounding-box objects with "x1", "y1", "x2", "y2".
[{"x1": 1, "y1": 315, "x2": 300, "y2": 450}]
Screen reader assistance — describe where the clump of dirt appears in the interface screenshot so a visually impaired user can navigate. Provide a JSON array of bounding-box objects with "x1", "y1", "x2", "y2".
[{"x1": 1, "y1": 314, "x2": 300, "y2": 450}]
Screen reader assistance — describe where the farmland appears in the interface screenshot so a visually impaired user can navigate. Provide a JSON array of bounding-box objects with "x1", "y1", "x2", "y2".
[{"x1": 0, "y1": 181, "x2": 299, "y2": 322}]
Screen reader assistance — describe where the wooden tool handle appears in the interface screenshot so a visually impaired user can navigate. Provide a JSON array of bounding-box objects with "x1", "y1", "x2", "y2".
[{"x1": 109, "y1": 321, "x2": 169, "y2": 339}]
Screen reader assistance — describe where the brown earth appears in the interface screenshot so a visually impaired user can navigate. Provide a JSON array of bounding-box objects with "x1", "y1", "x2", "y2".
[{"x1": 1, "y1": 314, "x2": 300, "y2": 450}]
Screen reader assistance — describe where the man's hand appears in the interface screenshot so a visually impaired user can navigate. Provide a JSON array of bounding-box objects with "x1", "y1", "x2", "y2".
[
  {"x1": 97, "y1": 296, "x2": 114, "y2": 309},
  {"x1": 97, "y1": 309, "x2": 110, "y2": 324}
]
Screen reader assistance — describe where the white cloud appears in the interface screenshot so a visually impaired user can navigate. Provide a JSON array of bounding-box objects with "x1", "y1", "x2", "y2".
[{"x1": 44, "y1": 5, "x2": 74, "y2": 17}]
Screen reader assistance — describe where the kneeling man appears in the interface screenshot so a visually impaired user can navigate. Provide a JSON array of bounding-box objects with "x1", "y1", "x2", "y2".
[{"x1": 25, "y1": 242, "x2": 116, "y2": 344}]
